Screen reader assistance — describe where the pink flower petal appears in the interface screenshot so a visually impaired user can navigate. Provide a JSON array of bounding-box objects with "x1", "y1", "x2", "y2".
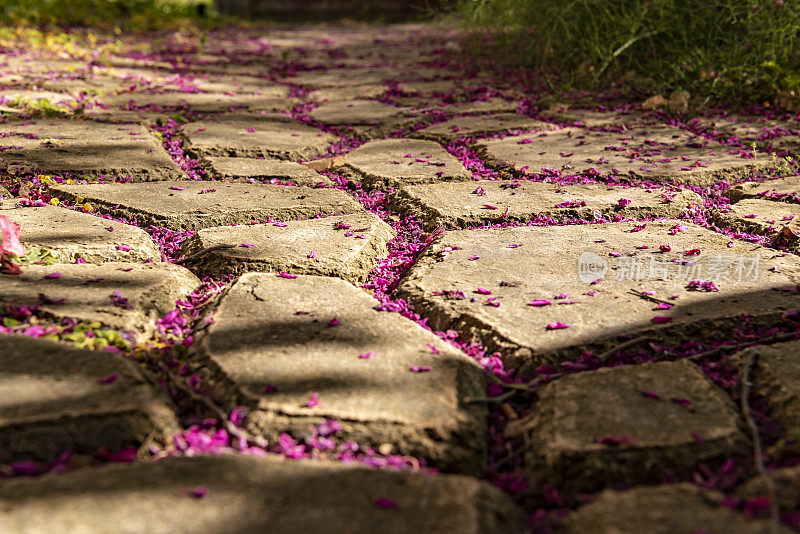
[
  {"x1": 279, "y1": 272, "x2": 298, "y2": 279},
  {"x1": 358, "y1": 351, "x2": 375, "y2": 359},
  {"x1": 527, "y1": 299, "x2": 552, "y2": 307},
  {"x1": 546, "y1": 322, "x2": 569, "y2": 330},
  {"x1": 328, "y1": 317, "x2": 339, "y2": 326},
  {"x1": 240, "y1": 243, "x2": 256, "y2": 248},
  {"x1": 43, "y1": 272, "x2": 61, "y2": 279},
  {"x1": 651, "y1": 315, "x2": 674, "y2": 323},
  {"x1": 409, "y1": 365, "x2": 432, "y2": 373},
  {"x1": 475, "y1": 287, "x2": 492, "y2": 295},
  {"x1": 306, "y1": 392, "x2": 320, "y2": 407},
  {"x1": 98, "y1": 373, "x2": 118, "y2": 384}
]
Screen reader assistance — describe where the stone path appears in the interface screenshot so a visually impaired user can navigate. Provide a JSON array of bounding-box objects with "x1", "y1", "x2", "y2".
[{"x1": 1, "y1": 22, "x2": 800, "y2": 534}]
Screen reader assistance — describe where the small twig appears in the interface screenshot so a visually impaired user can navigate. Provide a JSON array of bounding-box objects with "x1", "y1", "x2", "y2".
[
  {"x1": 628, "y1": 289, "x2": 675, "y2": 307},
  {"x1": 596, "y1": 336, "x2": 652, "y2": 362},
  {"x1": 741, "y1": 351, "x2": 780, "y2": 534},
  {"x1": 463, "y1": 390, "x2": 517, "y2": 404},
  {"x1": 175, "y1": 244, "x2": 237, "y2": 265},
  {"x1": 689, "y1": 331, "x2": 800, "y2": 362}
]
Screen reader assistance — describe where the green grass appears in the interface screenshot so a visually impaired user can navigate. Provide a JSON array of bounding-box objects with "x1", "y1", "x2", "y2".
[
  {"x1": 450, "y1": 0, "x2": 800, "y2": 104},
  {"x1": 0, "y1": 0, "x2": 216, "y2": 30}
]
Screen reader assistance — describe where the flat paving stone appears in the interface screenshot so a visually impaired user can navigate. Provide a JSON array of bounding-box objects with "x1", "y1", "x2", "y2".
[
  {"x1": 691, "y1": 115, "x2": 800, "y2": 152},
  {"x1": 0, "y1": 334, "x2": 177, "y2": 463},
  {"x1": 738, "y1": 464, "x2": 800, "y2": 513},
  {"x1": 190, "y1": 273, "x2": 488, "y2": 474},
  {"x1": 308, "y1": 100, "x2": 419, "y2": 134},
  {"x1": 397, "y1": 220, "x2": 800, "y2": 370},
  {"x1": 390, "y1": 181, "x2": 702, "y2": 229},
  {"x1": 561, "y1": 484, "x2": 789, "y2": 534},
  {"x1": 1, "y1": 262, "x2": 199, "y2": 336},
  {"x1": 307, "y1": 84, "x2": 388, "y2": 103},
  {"x1": 0, "y1": 202, "x2": 160, "y2": 264},
  {"x1": 476, "y1": 126, "x2": 765, "y2": 185},
  {"x1": 0, "y1": 454, "x2": 525, "y2": 533},
  {"x1": 340, "y1": 138, "x2": 472, "y2": 189},
  {"x1": 182, "y1": 113, "x2": 337, "y2": 160},
  {"x1": 432, "y1": 98, "x2": 518, "y2": 116},
  {"x1": 412, "y1": 113, "x2": 557, "y2": 142},
  {"x1": 505, "y1": 361, "x2": 746, "y2": 493},
  {"x1": 714, "y1": 198, "x2": 800, "y2": 238},
  {"x1": 733, "y1": 340, "x2": 800, "y2": 432},
  {"x1": 201, "y1": 156, "x2": 330, "y2": 186},
  {"x1": 101, "y1": 92, "x2": 297, "y2": 113},
  {"x1": 50, "y1": 181, "x2": 363, "y2": 231},
  {"x1": 0, "y1": 120, "x2": 184, "y2": 180},
  {"x1": 287, "y1": 67, "x2": 403, "y2": 88},
  {"x1": 188, "y1": 76, "x2": 290, "y2": 96},
  {"x1": 185, "y1": 213, "x2": 394, "y2": 283},
  {"x1": 537, "y1": 105, "x2": 652, "y2": 128},
  {"x1": 727, "y1": 176, "x2": 800, "y2": 204}
]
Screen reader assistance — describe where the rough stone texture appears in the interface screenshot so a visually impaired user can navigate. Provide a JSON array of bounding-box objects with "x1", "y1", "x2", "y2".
[
  {"x1": 0, "y1": 262, "x2": 199, "y2": 335},
  {"x1": 186, "y1": 213, "x2": 394, "y2": 283},
  {"x1": 287, "y1": 67, "x2": 403, "y2": 88},
  {"x1": 307, "y1": 84, "x2": 387, "y2": 103},
  {"x1": 561, "y1": 484, "x2": 789, "y2": 534},
  {"x1": 182, "y1": 113, "x2": 337, "y2": 160},
  {"x1": 0, "y1": 334, "x2": 177, "y2": 463},
  {"x1": 0, "y1": 120, "x2": 184, "y2": 180},
  {"x1": 505, "y1": 361, "x2": 746, "y2": 493},
  {"x1": 432, "y1": 98, "x2": 518, "y2": 116},
  {"x1": 187, "y1": 76, "x2": 290, "y2": 96},
  {"x1": 51, "y1": 181, "x2": 363, "y2": 230},
  {"x1": 714, "y1": 198, "x2": 800, "y2": 238},
  {"x1": 0, "y1": 185, "x2": 12, "y2": 199},
  {"x1": 691, "y1": 115, "x2": 800, "y2": 152},
  {"x1": 190, "y1": 273, "x2": 488, "y2": 474},
  {"x1": 397, "y1": 220, "x2": 800, "y2": 371},
  {"x1": 340, "y1": 138, "x2": 472, "y2": 189},
  {"x1": 0, "y1": 455, "x2": 526, "y2": 534},
  {"x1": 0, "y1": 202, "x2": 160, "y2": 264},
  {"x1": 738, "y1": 465, "x2": 800, "y2": 513},
  {"x1": 412, "y1": 113, "x2": 557, "y2": 142},
  {"x1": 101, "y1": 92, "x2": 297, "y2": 113},
  {"x1": 476, "y1": 127, "x2": 766, "y2": 185},
  {"x1": 727, "y1": 176, "x2": 800, "y2": 204},
  {"x1": 537, "y1": 105, "x2": 652, "y2": 128},
  {"x1": 389, "y1": 181, "x2": 702, "y2": 229},
  {"x1": 308, "y1": 100, "x2": 419, "y2": 135},
  {"x1": 732, "y1": 341, "x2": 800, "y2": 432},
  {"x1": 201, "y1": 156, "x2": 330, "y2": 186}
]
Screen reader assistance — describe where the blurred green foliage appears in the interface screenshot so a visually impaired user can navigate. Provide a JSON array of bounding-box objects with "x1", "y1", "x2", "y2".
[
  {"x1": 451, "y1": 0, "x2": 800, "y2": 103},
  {"x1": 0, "y1": 0, "x2": 215, "y2": 29}
]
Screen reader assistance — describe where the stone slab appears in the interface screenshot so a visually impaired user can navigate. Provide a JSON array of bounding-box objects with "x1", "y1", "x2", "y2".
[
  {"x1": 506, "y1": 361, "x2": 746, "y2": 493},
  {"x1": 733, "y1": 340, "x2": 800, "y2": 432},
  {"x1": 307, "y1": 84, "x2": 388, "y2": 103},
  {"x1": 308, "y1": 100, "x2": 418, "y2": 132},
  {"x1": 50, "y1": 181, "x2": 363, "y2": 231},
  {"x1": 188, "y1": 76, "x2": 290, "y2": 96},
  {"x1": 0, "y1": 202, "x2": 160, "y2": 264},
  {"x1": 190, "y1": 273, "x2": 488, "y2": 474},
  {"x1": 182, "y1": 113, "x2": 337, "y2": 160},
  {"x1": 738, "y1": 465, "x2": 800, "y2": 513},
  {"x1": 727, "y1": 176, "x2": 800, "y2": 204},
  {"x1": 412, "y1": 113, "x2": 557, "y2": 142},
  {"x1": 561, "y1": 484, "x2": 788, "y2": 534},
  {"x1": 186, "y1": 213, "x2": 394, "y2": 283},
  {"x1": 0, "y1": 334, "x2": 177, "y2": 463},
  {"x1": 287, "y1": 67, "x2": 401, "y2": 88},
  {"x1": 341, "y1": 138, "x2": 472, "y2": 190},
  {"x1": 390, "y1": 181, "x2": 702, "y2": 229},
  {"x1": 101, "y1": 92, "x2": 297, "y2": 113},
  {"x1": 0, "y1": 262, "x2": 199, "y2": 336},
  {"x1": 691, "y1": 115, "x2": 800, "y2": 152},
  {"x1": 714, "y1": 198, "x2": 800, "y2": 238},
  {"x1": 201, "y1": 156, "x2": 330, "y2": 186},
  {"x1": 0, "y1": 455, "x2": 525, "y2": 533},
  {"x1": 396, "y1": 220, "x2": 800, "y2": 370},
  {"x1": 537, "y1": 106, "x2": 652, "y2": 128},
  {"x1": 476, "y1": 127, "x2": 765, "y2": 185},
  {"x1": 432, "y1": 98, "x2": 518, "y2": 116},
  {"x1": 0, "y1": 120, "x2": 184, "y2": 181}
]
